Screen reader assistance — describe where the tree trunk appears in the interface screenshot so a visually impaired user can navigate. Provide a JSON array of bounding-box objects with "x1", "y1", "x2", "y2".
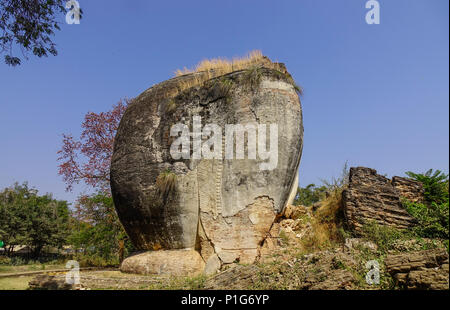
[
  {"x1": 34, "y1": 245, "x2": 43, "y2": 258},
  {"x1": 6, "y1": 245, "x2": 14, "y2": 257},
  {"x1": 118, "y1": 239, "x2": 124, "y2": 264}
]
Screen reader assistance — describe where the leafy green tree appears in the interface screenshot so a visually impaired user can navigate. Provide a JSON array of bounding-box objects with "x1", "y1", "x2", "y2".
[
  {"x1": 294, "y1": 184, "x2": 327, "y2": 206},
  {"x1": 0, "y1": 182, "x2": 69, "y2": 257},
  {"x1": 68, "y1": 192, "x2": 132, "y2": 265},
  {"x1": 0, "y1": 183, "x2": 30, "y2": 255},
  {"x1": 405, "y1": 169, "x2": 449, "y2": 204},
  {"x1": 0, "y1": 0, "x2": 83, "y2": 66},
  {"x1": 26, "y1": 194, "x2": 69, "y2": 257},
  {"x1": 403, "y1": 169, "x2": 449, "y2": 240}
]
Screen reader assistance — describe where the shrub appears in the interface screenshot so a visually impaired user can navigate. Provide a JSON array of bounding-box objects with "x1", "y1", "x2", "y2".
[
  {"x1": 404, "y1": 200, "x2": 449, "y2": 239},
  {"x1": 68, "y1": 192, "x2": 133, "y2": 267},
  {"x1": 403, "y1": 169, "x2": 449, "y2": 239},
  {"x1": 0, "y1": 256, "x2": 11, "y2": 265},
  {"x1": 361, "y1": 221, "x2": 408, "y2": 253},
  {"x1": 405, "y1": 169, "x2": 449, "y2": 204}
]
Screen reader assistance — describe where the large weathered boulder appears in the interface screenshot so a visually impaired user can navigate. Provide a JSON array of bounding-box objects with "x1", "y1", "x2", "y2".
[
  {"x1": 342, "y1": 167, "x2": 418, "y2": 233},
  {"x1": 111, "y1": 58, "x2": 303, "y2": 275},
  {"x1": 120, "y1": 249, "x2": 205, "y2": 276},
  {"x1": 385, "y1": 249, "x2": 449, "y2": 290}
]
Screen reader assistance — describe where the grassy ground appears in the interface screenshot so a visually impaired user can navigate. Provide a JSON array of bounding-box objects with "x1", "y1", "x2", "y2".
[
  {"x1": 0, "y1": 276, "x2": 34, "y2": 290},
  {"x1": 0, "y1": 264, "x2": 66, "y2": 274},
  {"x1": 0, "y1": 263, "x2": 67, "y2": 290}
]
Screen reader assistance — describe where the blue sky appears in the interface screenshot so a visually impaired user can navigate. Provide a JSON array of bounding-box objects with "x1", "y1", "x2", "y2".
[{"x1": 0, "y1": 0, "x2": 448, "y2": 204}]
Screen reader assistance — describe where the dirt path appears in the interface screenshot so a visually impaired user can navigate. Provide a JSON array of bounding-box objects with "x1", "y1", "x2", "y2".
[{"x1": 0, "y1": 267, "x2": 117, "y2": 279}]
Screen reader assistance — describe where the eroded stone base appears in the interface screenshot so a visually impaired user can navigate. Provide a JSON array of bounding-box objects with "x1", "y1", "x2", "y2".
[{"x1": 120, "y1": 249, "x2": 205, "y2": 276}]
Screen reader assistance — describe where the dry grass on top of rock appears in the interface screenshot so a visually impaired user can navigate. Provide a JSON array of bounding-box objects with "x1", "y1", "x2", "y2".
[
  {"x1": 175, "y1": 50, "x2": 271, "y2": 77},
  {"x1": 171, "y1": 50, "x2": 301, "y2": 97},
  {"x1": 141, "y1": 50, "x2": 303, "y2": 103}
]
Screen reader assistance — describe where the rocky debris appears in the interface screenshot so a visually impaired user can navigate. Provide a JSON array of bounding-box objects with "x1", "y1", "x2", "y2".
[
  {"x1": 342, "y1": 167, "x2": 418, "y2": 233},
  {"x1": 388, "y1": 238, "x2": 447, "y2": 253},
  {"x1": 280, "y1": 218, "x2": 302, "y2": 233},
  {"x1": 205, "y1": 264, "x2": 260, "y2": 290},
  {"x1": 203, "y1": 254, "x2": 222, "y2": 276},
  {"x1": 111, "y1": 57, "x2": 303, "y2": 275},
  {"x1": 385, "y1": 248, "x2": 449, "y2": 290},
  {"x1": 259, "y1": 205, "x2": 313, "y2": 262},
  {"x1": 344, "y1": 238, "x2": 378, "y2": 253},
  {"x1": 206, "y1": 249, "x2": 358, "y2": 290},
  {"x1": 296, "y1": 250, "x2": 358, "y2": 290},
  {"x1": 29, "y1": 275, "x2": 76, "y2": 290},
  {"x1": 392, "y1": 176, "x2": 424, "y2": 203},
  {"x1": 120, "y1": 249, "x2": 205, "y2": 276},
  {"x1": 282, "y1": 204, "x2": 308, "y2": 219},
  {"x1": 301, "y1": 269, "x2": 355, "y2": 290},
  {"x1": 259, "y1": 222, "x2": 283, "y2": 261}
]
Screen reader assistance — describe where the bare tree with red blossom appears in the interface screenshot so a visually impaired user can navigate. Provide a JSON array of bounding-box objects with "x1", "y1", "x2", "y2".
[
  {"x1": 57, "y1": 99, "x2": 130, "y2": 192},
  {"x1": 58, "y1": 98, "x2": 134, "y2": 262}
]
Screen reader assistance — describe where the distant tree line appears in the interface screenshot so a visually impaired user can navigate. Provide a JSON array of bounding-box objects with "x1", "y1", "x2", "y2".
[
  {"x1": 0, "y1": 182, "x2": 69, "y2": 257},
  {"x1": 0, "y1": 181, "x2": 133, "y2": 265}
]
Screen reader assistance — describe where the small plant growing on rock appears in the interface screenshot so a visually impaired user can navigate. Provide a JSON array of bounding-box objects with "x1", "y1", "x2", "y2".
[
  {"x1": 207, "y1": 77, "x2": 235, "y2": 103},
  {"x1": 165, "y1": 99, "x2": 177, "y2": 113},
  {"x1": 279, "y1": 229, "x2": 289, "y2": 246},
  {"x1": 242, "y1": 66, "x2": 264, "y2": 90},
  {"x1": 219, "y1": 78, "x2": 234, "y2": 98},
  {"x1": 156, "y1": 169, "x2": 177, "y2": 200},
  {"x1": 271, "y1": 69, "x2": 303, "y2": 95}
]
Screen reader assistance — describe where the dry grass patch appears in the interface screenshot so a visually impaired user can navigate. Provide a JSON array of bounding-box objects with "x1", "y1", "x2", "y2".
[
  {"x1": 301, "y1": 188, "x2": 347, "y2": 252},
  {"x1": 174, "y1": 50, "x2": 272, "y2": 77},
  {"x1": 171, "y1": 50, "x2": 300, "y2": 96}
]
